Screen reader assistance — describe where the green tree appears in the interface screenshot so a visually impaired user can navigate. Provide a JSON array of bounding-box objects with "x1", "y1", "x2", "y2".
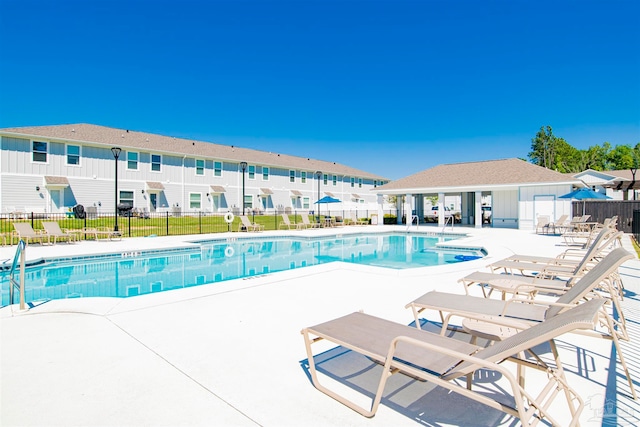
[{"x1": 529, "y1": 126, "x2": 557, "y2": 169}]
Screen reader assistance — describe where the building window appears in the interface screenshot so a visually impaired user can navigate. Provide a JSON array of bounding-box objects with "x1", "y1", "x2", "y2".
[
  {"x1": 214, "y1": 161, "x2": 222, "y2": 177},
  {"x1": 248, "y1": 165, "x2": 255, "y2": 179},
  {"x1": 358, "y1": 178, "x2": 363, "y2": 188},
  {"x1": 350, "y1": 177, "x2": 355, "y2": 187},
  {"x1": 119, "y1": 190, "x2": 134, "y2": 207},
  {"x1": 290, "y1": 170, "x2": 296, "y2": 183},
  {"x1": 127, "y1": 152, "x2": 138, "y2": 170},
  {"x1": 323, "y1": 174, "x2": 328, "y2": 185},
  {"x1": 196, "y1": 159, "x2": 205, "y2": 176},
  {"x1": 262, "y1": 167, "x2": 269, "y2": 180},
  {"x1": 32, "y1": 141, "x2": 47, "y2": 163},
  {"x1": 66, "y1": 145, "x2": 80, "y2": 165},
  {"x1": 244, "y1": 195, "x2": 253, "y2": 209},
  {"x1": 332, "y1": 175, "x2": 337, "y2": 186},
  {"x1": 302, "y1": 197, "x2": 310, "y2": 209},
  {"x1": 374, "y1": 180, "x2": 378, "y2": 188},
  {"x1": 301, "y1": 171, "x2": 307, "y2": 183},
  {"x1": 190, "y1": 193, "x2": 202, "y2": 209},
  {"x1": 151, "y1": 154, "x2": 161, "y2": 172}
]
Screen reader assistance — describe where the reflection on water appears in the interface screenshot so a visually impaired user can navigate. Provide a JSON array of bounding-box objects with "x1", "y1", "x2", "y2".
[{"x1": 1, "y1": 234, "x2": 482, "y2": 304}]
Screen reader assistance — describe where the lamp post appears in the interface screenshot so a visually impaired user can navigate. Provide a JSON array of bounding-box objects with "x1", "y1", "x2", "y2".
[
  {"x1": 240, "y1": 161, "x2": 248, "y2": 215},
  {"x1": 111, "y1": 147, "x2": 122, "y2": 232},
  {"x1": 315, "y1": 170, "x2": 322, "y2": 225}
]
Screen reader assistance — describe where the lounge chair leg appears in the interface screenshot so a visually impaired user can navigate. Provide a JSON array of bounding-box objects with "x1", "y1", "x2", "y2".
[{"x1": 600, "y1": 306, "x2": 638, "y2": 400}]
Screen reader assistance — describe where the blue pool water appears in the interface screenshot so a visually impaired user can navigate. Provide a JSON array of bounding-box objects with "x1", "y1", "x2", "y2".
[{"x1": 1, "y1": 233, "x2": 483, "y2": 304}]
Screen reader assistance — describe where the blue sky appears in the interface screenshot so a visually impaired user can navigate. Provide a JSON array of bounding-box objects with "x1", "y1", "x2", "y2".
[{"x1": 1, "y1": 0, "x2": 638, "y2": 179}]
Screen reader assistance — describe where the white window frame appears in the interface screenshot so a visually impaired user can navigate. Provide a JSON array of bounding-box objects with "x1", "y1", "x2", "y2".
[
  {"x1": 127, "y1": 151, "x2": 139, "y2": 170},
  {"x1": 119, "y1": 190, "x2": 134, "y2": 207},
  {"x1": 262, "y1": 166, "x2": 269, "y2": 181},
  {"x1": 32, "y1": 140, "x2": 48, "y2": 163},
  {"x1": 66, "y1": 144, "x2": 81, "y2": 166},
  {"x1": 151, "y1": 154, "x2": 162, "y2": 172},
  {"x1": 350, "y1": 177, "x2": 355, "y2": 187},
  {"x1": 244, "y1": 194, "x2": 253, "y2": 210},
  {"x1": 302, "y1": 197, "x2": 310, "y2": 209},
  {"x1": 323, "y1": 174, "x2": 328, "y2": 185},
  {"x1": 189, "y1": 192, "x2": 202, "y2": 210},
  {"x1": 248, "y1": 165, "x2": 256, "y2": 180},
  {"x1": 301, "y1": 171, "x2": 307, "y2": 184},
  {"x1": 214, "y1": 161, "x2": 222, "y2": 177},
  {"x1": 195, "y1": 159, "x2": 205, "y2": 176},
  {"x1": 358, "y1": 178, "x2": 363, "y2": 188},
  {"x1": 332, "y1": 175, "x2": 337, "y2": 186},
  {"x1": 289, "y1": 170, "x2": 296, "y2": 183}
]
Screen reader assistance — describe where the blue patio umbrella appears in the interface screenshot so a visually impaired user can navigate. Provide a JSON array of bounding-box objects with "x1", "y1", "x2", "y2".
[
  {"x1": 315, "y1": 196, "x2": 341, "y2": 204},
  {"x1": 314, "y1": 196, "x2": 341, "y2": 221},
  {"x1": 559, "y1": 188, "x2": 611, "y2": 214}
]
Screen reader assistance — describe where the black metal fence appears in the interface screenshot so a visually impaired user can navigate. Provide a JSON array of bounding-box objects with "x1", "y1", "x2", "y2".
[{"x1": 0, "y1": 209, "x2": 400, "y2": 243}]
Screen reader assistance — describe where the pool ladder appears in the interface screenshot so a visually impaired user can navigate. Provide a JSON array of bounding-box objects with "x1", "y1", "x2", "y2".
[
  {"x1": 8, "y1": 240, "x2": 26, "y2": 310},
  {"x1": 406, "y1": 215, "x2": 419, "y2": 231},
  {"x1": 442, "y1": 215, "x2": 454, "y2": 232}
]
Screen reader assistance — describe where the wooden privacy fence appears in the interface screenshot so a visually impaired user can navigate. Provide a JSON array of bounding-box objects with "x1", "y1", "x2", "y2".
[{"x1": 575, "y1": 200, "x2": 639, "y2": 233}]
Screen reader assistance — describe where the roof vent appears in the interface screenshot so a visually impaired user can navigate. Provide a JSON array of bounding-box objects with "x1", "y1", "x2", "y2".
[
  {"x1": 121, "y1": 134, "x2": 124, "y2": 138},
  {"x1": 71, "y1": 128, "x2": 75, "y2": 132},
  {"x1": 192, "y1": 142, "x2": 195, "y2": 145},
  {"x1": 126, "y1": 130, "x2": 129, "y2": 133}
]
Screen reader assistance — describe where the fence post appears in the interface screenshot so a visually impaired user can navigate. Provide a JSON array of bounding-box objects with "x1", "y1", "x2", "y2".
[
  {"x1": 199, "y1": 211, "x2": 202, "y2": 234},
  {"x1": 633, "y1": 210, "x2": 640, "y2": 244},
  {"x1": 166, "y1": 212, "x2": 170, "y2": 236}
]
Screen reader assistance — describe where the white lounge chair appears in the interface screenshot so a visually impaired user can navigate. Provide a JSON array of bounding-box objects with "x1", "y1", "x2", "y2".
[
  {"x1": 279, "y1": 214, "x2": 303, "y2": 230},
  {"x1": 42, "y1": 221, "x2": 78, "y2": 244},
  {"x1": 238, "y1": 216, "x2": 264, "y2": 232},
  {"x1": 406, "y1": 248, "x2": 636, "y2": 400},
  {"x1": 12, "y1": 222, "x2": 48, "y2": 245},
  {"x1": 302, "y1": 299, "x2": 606, "y2": 425}
]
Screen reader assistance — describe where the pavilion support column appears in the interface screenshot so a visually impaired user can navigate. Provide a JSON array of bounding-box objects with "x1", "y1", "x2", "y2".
[
  {"x1": 475, "y1": 191, "x2": 482, "y2": 228},
  {"x1": 396, "y1": 196, "x2": 403, "y2": 224},
  {"x1": 404, "y1": 193, "x2": 412, "y2": 225},
  {"x1": 437, "y1": 193, "x2": 445, "y2": 226},
  {"x1": 376, "y1": 194, "x2": 384, "y2": 227}
]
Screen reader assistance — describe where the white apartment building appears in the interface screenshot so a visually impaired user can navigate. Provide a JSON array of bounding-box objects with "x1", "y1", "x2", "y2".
[{"x1": 0, "y1": 124, "x2": 388, "y2": 216}]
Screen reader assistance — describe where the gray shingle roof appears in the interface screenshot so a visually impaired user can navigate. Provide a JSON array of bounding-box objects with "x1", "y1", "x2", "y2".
[
  {"x1": 378, "y1": 158, "x2": 579, "y2": 193},
  {"x1": 0, "y1": 123, "x2": 387, "y2": 180}
]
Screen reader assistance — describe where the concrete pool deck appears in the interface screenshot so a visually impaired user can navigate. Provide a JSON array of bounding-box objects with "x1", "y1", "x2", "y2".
[{"x1": 1, "y1": 226, "x2": 639, "y2": 426}]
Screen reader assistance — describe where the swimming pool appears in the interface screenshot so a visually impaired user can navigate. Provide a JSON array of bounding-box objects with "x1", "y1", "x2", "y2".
[{"x1": 1, "y1": 233, "x2": 483, "y2": 305}]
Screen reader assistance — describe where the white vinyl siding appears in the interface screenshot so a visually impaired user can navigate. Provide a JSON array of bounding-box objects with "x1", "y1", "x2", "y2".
[
  {"x1": 32, "y1": 141, "x2": 47, "y2": 163},
  {"x1": 66, "y1": 144, "x2": 80, "y2": 165}
]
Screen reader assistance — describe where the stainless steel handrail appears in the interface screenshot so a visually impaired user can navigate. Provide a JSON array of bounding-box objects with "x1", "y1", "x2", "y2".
[{"x1": 8, "y1": 239, "x2": 26, "y2": 309}]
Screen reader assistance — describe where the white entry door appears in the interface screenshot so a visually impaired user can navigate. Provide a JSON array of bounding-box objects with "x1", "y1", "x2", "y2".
[
  {"x1": 534, "y1": 195, "x2": 555, "y2": 222},
  {"x1": 49, "y1": 189, "x2": 62, "y2": 213}
]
